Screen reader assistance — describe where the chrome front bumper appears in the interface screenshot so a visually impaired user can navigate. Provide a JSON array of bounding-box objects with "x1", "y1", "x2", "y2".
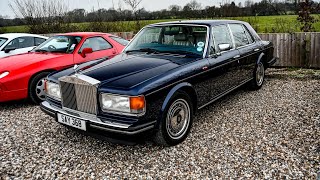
[{"x1": 40, "y1": 101, "x2": 155, "y2": 135}]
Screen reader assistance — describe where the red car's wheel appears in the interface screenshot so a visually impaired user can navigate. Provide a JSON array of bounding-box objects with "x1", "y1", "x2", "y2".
[{"x1": 29, "y1": 72, "x2": 51, "y2": 104}]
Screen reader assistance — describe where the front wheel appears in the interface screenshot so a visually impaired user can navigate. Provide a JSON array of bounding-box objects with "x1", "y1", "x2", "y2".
[
  {"x1": 29, "y1": 72, "x2": 50, "y2": 104},
  {"x1": 249, "y1": 61, "x2": 265, "y2": 90},
  {"x1": 153, "y1": 91, "x2": 193, "y2": 146}
]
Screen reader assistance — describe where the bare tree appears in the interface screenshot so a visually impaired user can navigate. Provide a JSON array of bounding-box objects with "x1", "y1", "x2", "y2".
[
  {"x1": 123, "y1": 0, "x2": 143, "y2": 30},
  {"x1": 9, "y1": 0, "x2": 71, "y2": 33},
  {"x1": 187, "y1": 0, "x2": 202, "y2": 11}
]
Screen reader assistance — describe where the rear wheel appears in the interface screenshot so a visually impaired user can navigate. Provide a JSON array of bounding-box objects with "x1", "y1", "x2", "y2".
[
  {"x1": 153, "y1": 91, "x2": 193, "y2": 146},
  {"x1": 29, "y1": 72, "x2": 50, "y2": 104},
  {"x1": 249, "y1": 61, "x2": 265, "y2": 90}
]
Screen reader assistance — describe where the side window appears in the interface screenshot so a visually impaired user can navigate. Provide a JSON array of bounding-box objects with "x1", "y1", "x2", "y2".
[
  {"x1": 229, "y1": 24, "x2": 250, "y2": 48},
  {"x1": 211, "y1": 25, "x2": 233, "y2": 54},
  {"x1": 5, "y1": 38, "x2": 19, "y2": 49},
  {"x1": 5, "y1": 37, "x2": 35, "y2": 49},
  {"x1": 35, "y1": 38, "x2": 46, "y2": 46},
  {"x1": 243, "y1": 26, "x2": 254, "y2": 44},
  {"x1": 110, "y1": 36, "x2": 129, "y2": 46},
  {"x1": 18, "y1": 37, "x2": 35, "y2": 48},
  {"x1": 80, "y1": 37, "x2": 112, "y2": 52}
]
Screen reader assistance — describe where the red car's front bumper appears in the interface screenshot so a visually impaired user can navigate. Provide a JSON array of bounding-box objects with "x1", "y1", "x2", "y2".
[{"x1": 0, "y1": 83, "x2": 27, "y2": 102}]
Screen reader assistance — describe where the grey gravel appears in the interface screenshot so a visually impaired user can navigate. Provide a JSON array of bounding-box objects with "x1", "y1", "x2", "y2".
[{"x1": 1, "y1": 68, "x2": 319, "y2": 179}]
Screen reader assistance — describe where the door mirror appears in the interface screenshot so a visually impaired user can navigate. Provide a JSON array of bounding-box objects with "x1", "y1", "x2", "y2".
[
  {"x1": 4, "y1": 47, "x2": 17, "y2": 53},
  {"x1": 218, "y1": 43, "x2": 232, "y2": 51},
  {"x1": 80, "y1": 47, "x2": 93, "y2": 58}
]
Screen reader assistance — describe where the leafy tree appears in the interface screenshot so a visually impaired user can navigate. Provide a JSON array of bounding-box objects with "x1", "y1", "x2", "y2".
[{"x1": 297, "y1": 0, "x2": 317, "y2": 32}]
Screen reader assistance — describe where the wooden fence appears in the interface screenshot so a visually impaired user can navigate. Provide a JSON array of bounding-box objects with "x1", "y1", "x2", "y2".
[
  {"x1": 259, "y1": 32, "x2": 320, "y2": 68},
  {"x1": 42, "y1": 32, "x2": 320, "y2": 68}
]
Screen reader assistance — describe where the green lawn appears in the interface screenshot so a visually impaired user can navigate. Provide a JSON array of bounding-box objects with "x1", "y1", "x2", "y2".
[{"x1": 1, "y1": 15, "x2": 320, "y2": 33}]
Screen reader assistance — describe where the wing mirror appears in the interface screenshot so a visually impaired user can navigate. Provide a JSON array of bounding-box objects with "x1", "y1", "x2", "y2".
[
  {"x1": 218, "y1": 43, "x2": 232, "y2": 51},
  {"x1": 80, "y1": 48, "x2": 93, "y2": 58},
  {"x1": 4, "y1": 47, "x2": 17, "y2": 53}
]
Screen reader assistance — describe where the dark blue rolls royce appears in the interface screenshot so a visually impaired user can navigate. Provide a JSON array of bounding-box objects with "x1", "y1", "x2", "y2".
[{"x1": 41, "y1": 20, "x2": 277, "y2": 146}]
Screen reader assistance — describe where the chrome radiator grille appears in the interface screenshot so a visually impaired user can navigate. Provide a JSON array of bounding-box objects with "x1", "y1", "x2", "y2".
[{"x1": 59, "y1": 76, "x2": 98, "y2": 114}]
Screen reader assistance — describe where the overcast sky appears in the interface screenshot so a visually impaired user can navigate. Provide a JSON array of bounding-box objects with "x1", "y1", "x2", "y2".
[{"x1": 0, "y1": 0, "x2": 241, "y2": 18}]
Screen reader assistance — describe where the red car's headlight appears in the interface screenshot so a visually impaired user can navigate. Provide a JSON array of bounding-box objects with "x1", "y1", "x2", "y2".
[{"x1": 0, "y1": 72, "x2": 9, "y2": 79}]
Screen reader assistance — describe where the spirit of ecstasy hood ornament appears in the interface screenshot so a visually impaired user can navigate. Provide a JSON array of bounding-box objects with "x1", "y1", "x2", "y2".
[{"x1": 73, "y1": 64, "x2": 80, "y2": 74}]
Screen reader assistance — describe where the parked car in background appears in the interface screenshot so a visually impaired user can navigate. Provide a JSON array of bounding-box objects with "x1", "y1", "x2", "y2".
[
  {"x1": 0, "y1": 32, "x2": 128, "y2": 103},
  {"x1": 0, "y1": 33, "x2": 48, "y2": 58},
  {"x1": 41, "y1": 20, "x2": 277, "y2": 146}
]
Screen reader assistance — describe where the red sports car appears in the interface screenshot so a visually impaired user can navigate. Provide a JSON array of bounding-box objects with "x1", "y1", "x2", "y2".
[{"x1": 0, "y1": 32, "x2": 128, "y2": 103}]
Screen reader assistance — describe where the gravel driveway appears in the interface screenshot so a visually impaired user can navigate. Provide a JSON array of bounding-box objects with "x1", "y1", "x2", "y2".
[{"x1": 1, "y1": 68, "x2": 319, "y2": 179}]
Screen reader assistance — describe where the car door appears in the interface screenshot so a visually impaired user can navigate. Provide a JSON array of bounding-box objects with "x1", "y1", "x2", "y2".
[
  {"x1": 206, "y1": 24, "x2": 242, "y2": 101},
  {"x1": 229, "y1": 24, "x2": 258, "y2": 81},
  {"x1": 74, "y1": 36, "x2": 118, "y2": 64},
  {"x1": 2, "y1": 36, "x2": 35, "y2": 57}
]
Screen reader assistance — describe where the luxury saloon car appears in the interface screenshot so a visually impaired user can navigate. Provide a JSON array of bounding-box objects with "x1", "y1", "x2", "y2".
[
  {"x1": 0, "y1": 33, "x2": 48, "y2": 58},
  {"x1": 41, "y1": 20, "x2": 277, "y2": 146},
  {"x1": 0, "y1": 32, "x2": 128, "y2": 103}
]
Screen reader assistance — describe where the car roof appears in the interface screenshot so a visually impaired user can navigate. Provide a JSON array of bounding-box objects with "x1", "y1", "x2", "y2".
[
  {"x1": 149, "y1": 20, "x2": 246, "y2": 27},
  {"x1": 56, "y1": 32, "x2": 113, "y2": 37},
  {"x1": 0, "y1": 33, "x2": 48, "y2": 39}
]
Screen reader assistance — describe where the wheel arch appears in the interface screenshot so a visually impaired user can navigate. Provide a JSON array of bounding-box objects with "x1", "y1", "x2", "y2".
[
  {"x1": 257, "y1": 52, "x2": 267, "y2": 68},
  {"x1": 28, "y1": 69, "x2": 56, "y2": 93},
  {"x1": 160, "y1": 82, "x2": 198, "y2": 114}
]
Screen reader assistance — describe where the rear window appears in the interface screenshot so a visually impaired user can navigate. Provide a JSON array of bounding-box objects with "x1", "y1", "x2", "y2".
[
  {"x1": 0, "y1": 38, "x2": 8, "y2": 47},
  {"x1": 110, "y1": 36, "x2": 129, "y2": 46}
]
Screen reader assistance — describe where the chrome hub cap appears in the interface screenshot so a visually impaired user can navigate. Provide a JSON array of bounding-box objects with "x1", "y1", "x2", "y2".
[
  {"x1": 256, "y1": 62, "x2": 265, "y2": 86},
  {"x1": 166, "y1": 99, "x2": 190, "y2": 140},
  {"x1": 36, "y1": 78, "x2": 46, "y2": 100}
]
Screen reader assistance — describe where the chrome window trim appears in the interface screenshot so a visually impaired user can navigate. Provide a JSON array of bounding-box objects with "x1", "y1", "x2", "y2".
[
  {"x1": 227, "y1": 24, "x2": 237, "y2": 50},
  {"x1": 123, "y1": 24, "x2": 210, "y2": 59}
]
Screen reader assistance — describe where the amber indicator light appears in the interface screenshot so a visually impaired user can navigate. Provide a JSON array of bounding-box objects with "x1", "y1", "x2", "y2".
[{"x1": 130, "y1": 96, "x2": 145, "y2": 110}]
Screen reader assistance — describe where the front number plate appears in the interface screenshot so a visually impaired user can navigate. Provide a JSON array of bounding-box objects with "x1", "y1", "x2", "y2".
[{"x1": 57, "y1": 113, "x2": 87, "y2": 131}]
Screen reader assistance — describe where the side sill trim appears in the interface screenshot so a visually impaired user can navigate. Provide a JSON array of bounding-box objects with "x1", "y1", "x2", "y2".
[{"x1": 198, "y1": 78, "x2": 253, "y2": 109}]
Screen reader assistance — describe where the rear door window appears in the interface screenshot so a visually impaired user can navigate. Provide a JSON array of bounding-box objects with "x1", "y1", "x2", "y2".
[{"x1": 229, "y1": 24, "x2": 250, "y2": 48}]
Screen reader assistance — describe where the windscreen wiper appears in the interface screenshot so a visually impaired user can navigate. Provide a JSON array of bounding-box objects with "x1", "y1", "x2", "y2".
[
  {"x1": 159, "y1": 50, "x2": 201, "y2": 57},
  {"x1": 35, "y1": 49, "x2": 48, "y2": 52},
  {"x1": 125, "y1": 48, "x2": 159, "y2": 54}
]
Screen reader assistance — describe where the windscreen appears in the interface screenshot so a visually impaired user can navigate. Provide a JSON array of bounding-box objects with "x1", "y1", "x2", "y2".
[
  {"x1": 124, "y1": 25, "x2": 208, "y2": 57},
  {"x1": 0, "y1": 38, "x2": 8, "y2": 47},
  {"x1": 33, "y1": 36, "x2": 82, "y2": 53}
]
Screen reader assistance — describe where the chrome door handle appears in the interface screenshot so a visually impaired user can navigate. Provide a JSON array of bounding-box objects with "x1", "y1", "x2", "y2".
[
  {"x1": 253, "y1": 48, "x2": 260, "y2": 52},
  {"x1": 233, "y1": 55, "x2": 240, "y2": 59}
]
